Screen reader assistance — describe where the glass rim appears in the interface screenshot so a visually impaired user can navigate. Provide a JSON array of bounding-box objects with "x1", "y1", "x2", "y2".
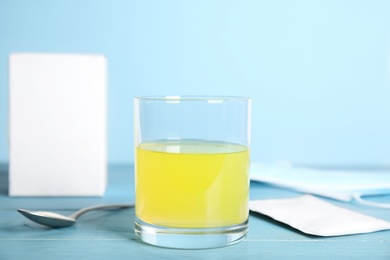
[{"x1": 134, "y1": 95, "x2": 250, "y2": 101}]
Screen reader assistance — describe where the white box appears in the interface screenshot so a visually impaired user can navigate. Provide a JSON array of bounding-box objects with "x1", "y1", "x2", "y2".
[{"x1": 9, "y1": 53, "x2": 107, "y2": 196}]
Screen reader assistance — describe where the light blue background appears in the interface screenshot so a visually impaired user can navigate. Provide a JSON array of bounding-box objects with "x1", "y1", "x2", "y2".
[{"x1": 1, "y1": 0, "x2": 390, "y2": 165}]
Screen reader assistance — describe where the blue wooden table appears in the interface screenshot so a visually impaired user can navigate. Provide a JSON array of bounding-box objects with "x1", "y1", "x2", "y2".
[{"x1": 0, "y1": 164, "x2": 389, "y2": 259}]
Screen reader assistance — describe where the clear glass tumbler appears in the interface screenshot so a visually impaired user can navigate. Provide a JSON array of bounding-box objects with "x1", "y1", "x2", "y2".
[{"x1": 134, "y1": 96, "x2": 251, "y2": 249}]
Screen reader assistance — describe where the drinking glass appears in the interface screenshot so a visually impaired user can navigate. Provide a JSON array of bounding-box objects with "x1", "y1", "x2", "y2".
[{"x1": 134, "y1": 96, "x2": 251, "y2": 249}]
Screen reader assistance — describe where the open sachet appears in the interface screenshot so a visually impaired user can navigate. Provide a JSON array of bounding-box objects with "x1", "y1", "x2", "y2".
[{"x1": 250, "y1": 162, "x2": 390, "y2": 208}]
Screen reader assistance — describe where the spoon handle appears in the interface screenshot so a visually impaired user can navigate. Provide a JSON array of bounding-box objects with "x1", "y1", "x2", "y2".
[{"x1": 69, "y1": 203, "x2": 134, "y2": 219}]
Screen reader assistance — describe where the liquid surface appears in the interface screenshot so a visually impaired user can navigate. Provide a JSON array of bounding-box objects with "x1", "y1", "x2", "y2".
[{"x1": 135, "y1": 140, "x2": 250, "y2": 228}]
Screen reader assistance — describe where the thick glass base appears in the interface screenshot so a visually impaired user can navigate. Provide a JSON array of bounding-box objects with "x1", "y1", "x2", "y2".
[{"x1": 134, "y1": 217, "x2": 248, "y2": 249}]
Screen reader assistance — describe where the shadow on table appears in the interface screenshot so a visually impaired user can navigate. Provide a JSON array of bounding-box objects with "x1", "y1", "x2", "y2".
[
  {"x1": 76, "y1": 208, "x2": 138, "y2": 240},
  {"x1": 0, "y1": 163, "x2": 8, "y2": 196}
]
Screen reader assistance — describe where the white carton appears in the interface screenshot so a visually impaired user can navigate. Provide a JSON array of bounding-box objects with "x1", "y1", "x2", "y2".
[{"x1": 9, "y1": 53, "x2": 107, "y2": 196}]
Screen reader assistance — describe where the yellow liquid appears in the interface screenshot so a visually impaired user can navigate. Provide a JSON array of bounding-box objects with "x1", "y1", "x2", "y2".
[{"x1": 135, "y1": 140, "x2": 250, "y2": 228}]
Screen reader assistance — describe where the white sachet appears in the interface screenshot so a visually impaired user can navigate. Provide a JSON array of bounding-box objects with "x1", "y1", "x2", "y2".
[{"x1": 249, "y1": 195, "x2": 390, "y2": 236}]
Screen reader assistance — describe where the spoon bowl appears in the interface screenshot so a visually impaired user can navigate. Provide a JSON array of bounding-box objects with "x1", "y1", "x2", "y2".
[{"x1": 18, "y1": 203, "x2": 134, "y2": 228}]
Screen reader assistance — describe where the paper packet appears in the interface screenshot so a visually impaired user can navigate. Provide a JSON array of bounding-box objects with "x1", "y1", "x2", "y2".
[{"x1": 249, "y1": 195, "x2": 390, "y2": 236}]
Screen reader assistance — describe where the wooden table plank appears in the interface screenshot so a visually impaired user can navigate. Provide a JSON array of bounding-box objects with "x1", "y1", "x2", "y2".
[{"x1": 1, "y1": 164, "x2": 390, "y2": 259}]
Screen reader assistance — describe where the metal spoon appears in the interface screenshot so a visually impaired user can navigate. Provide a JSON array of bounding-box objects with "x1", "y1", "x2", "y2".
[{"x1": 17, "y1": 203, "x2": 134, "y2": 228}]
